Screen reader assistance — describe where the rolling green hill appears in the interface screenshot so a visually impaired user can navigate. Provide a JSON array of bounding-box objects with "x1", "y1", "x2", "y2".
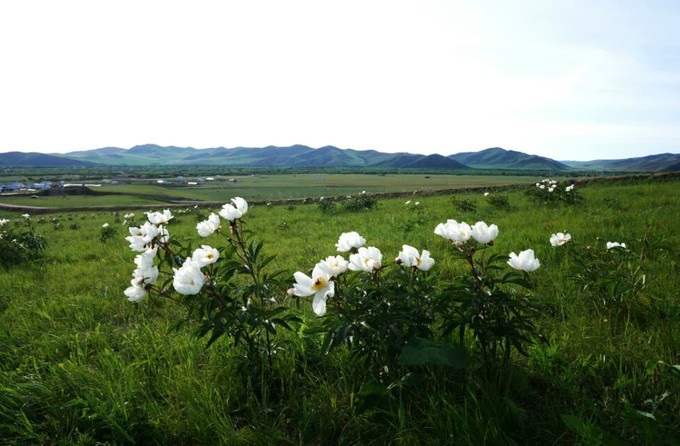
[
  {"x1": 448, "y1": 147, "x2": 569, "y2": 170},
  {"x1": 561, "y1": 152, "x2": 680, "y2": 172},
  {"x1": 1, "y1": 144, "x2": 678, "y2": 171},
  {"x1": 0, "y1": 151, "x2": 95, "y2": 168}
]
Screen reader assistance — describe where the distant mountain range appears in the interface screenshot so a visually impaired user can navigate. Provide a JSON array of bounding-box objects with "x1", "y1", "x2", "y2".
[{"x1": 0, "y1": 144, "x2": 679, "y2": 172}]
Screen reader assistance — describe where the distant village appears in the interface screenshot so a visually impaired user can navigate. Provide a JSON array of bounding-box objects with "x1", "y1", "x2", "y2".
[{"x1": 0, "y1": 175, "x2": 240, "y2": 193}]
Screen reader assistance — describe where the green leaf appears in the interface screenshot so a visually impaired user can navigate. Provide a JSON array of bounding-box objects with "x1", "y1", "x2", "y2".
[{"x1": 398, "y1": 338, "x2": 467, "y2": 368}]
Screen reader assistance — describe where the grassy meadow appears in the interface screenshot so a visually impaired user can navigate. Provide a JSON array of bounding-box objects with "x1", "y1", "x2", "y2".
[
  {"x1": 1, "y1": 175, "x2": 679, "y2": 444},
  {"x1": 0, "y1": 173, "x2": 543, "y2": 208}
]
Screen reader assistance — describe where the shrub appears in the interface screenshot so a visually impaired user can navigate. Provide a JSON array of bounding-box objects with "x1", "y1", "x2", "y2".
[
  {"x1": 0, "y1": 215, "x2": 47, "y2": 266},
  {"x1": 340, "y1": 191, "x2": 378, "y2": 212},
  {"x1": 527, "y1": 179, "x2": 580, "y2": 205},
  {"x1": 452, "y1": 197, "x2": 478, "y2": 213},
  {"x1": 485, "y1": 194, "x2": 511, "y2": 211},
  {"x1": 98, "y1": 223, "x2": 118, "y2": 243}
]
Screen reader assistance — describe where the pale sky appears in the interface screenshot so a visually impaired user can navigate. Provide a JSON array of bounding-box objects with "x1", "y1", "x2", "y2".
[{"x1": 1, "y1": 0, "x2": 679, "y2": 160}]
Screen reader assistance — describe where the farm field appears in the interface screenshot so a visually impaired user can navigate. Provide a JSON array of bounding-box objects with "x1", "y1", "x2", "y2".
[
  {"x1": 1, "y1": 175, "x2": 679, "y2": 444},
  {"x1": 0, "y1": 173, "x2": 545, "y2": 209}
]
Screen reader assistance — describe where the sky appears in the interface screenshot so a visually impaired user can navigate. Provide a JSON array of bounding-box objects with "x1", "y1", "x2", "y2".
[{"x1": 1, "y1": 0, "x2": 679, "y2": 161}]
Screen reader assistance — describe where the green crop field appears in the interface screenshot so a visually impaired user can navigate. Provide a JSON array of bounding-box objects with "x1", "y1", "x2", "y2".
[
  {"x1": 1, "y1": 173, "x2": 545, "y2": 209},
  {"x1": 1, "y1": 175, "x2": 679, "y2": 444}
]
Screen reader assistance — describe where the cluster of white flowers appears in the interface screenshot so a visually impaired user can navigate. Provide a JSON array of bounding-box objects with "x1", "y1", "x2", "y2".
[
  {"x1": 0, "y1": 218, "x2": 9, "y2": 226},
  {"x1": 435, "y1": 219, "x2": 540, "y2": 272},
  {"x1": 606, "y1": 241, "x2": 627, "y2": 250},
  {"x1": 125, "y1": 221, "x2": 170, "y2": 252},
  {"x1": 535, "y1": 178, "x2": 575, "y2": 194},
  {"x1": 293, "y1": 232, "x2": 434, "y2": 316},
  {"x1": 126, "y1": 199, "x2": 251, "y2": 303},
  {"x1": 535, "y1": 179, "x2": 557, "y2": 192},
  {"x1": 124, "y1": 248, "x2": 160, "y2": 302},
  {"x1": 124, "y1": 209, "x2": 175, "y2": 302},
  {"x1": 550, "y1": 232, "x2": 572, "y2": 247},
  {"x1": 434, "y1": 220, "x2": 499, "y2": 245}
]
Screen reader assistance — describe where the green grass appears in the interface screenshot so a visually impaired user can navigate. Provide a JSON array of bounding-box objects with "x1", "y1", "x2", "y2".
[
  {"x1": 1, "y1": 173, "x2": 543, "y2": 209},
  {"x1": 1, "y1": 177, "x2": 679, "y2": 444}
]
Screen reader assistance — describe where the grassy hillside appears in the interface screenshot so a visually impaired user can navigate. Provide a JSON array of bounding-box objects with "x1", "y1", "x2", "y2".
[
  {"x1": 449, "y1": 147, "x2": 570, "y2": 170},
  {"x1": 1, "y1": 176, "x2": 679, "y2": 444}
]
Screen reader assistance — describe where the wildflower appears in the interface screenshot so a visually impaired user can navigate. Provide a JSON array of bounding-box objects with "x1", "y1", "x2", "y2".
[
  {"x1": 550, "y1": 232, "x2": 572, "y2": 247},
  {"x1": 405, "y1": 200, "x2": 411, "y2": 205},
  {"x1": 22, "y1": 214, "x2": 30, "y2": 219},
  {"x1": 126, "y1": 221, "x2": 165, "y2": 251},
  {"x1": 396, "y1": 245, "x2": 435, "y2": 271},
  {"x1": 348, "y1": 246, "x2": 383, "y2": 272},
  {"x1": 322, "y1": 255, "x2": 349, "y2": 277},
  {"x1": 508, "y1": 249, "x2": 540, "y2": 272},
  {"x1": 434, "y1": 219, "x2": 472, "y2": 245},
  {"x1": 219, "y1": 197, "x2": 248, "y2": 222},
  {"x1": 471, "y1": 221, "x2": 499, "y2": 244},
  {"x1": 293, "y1": 261, "x2": 335, "y2": 316},
  {"x1": 606, "y1": 241, "x2": 627, "y2": 250},
  {"x1": 565, "y1": 184, "x2": 575, "y2": 192},
  {"x1": 124, "y1": 282, "x2": 147, "y2": 303},
  {"x1": 173, "y1": 258, "x2": 206, "y2": 295},
  {"x1": 132, "y1": 265, "x2": 159, "y2": 286},
  {"x1": 192, "y1": 245, "x2": 220, "y2": 267},
  {"x1": 146, "y1": 209, "x2": 173, "y2": 225},
  {"x1": 548, "y1": 187, "x2": 555, "y2": 193},
  {"x1": 335, "y1": 231, "x2": 366, "y2": 252},
  {"x1": 102, "y1": 223, "x2": 109, "y2": 228},
  {"x1": 539, "y1": 184, "x2": 545, "y2": 189},
  {"x1": 0, "y1": 218, "x2": 9, "y2": 226},
  {"x1": 196, "y1": 213, "x2": 221, "y2": 237},
  {"x1": 134, "y1": 247, "x2": 157, "y2": 270},
  {"x1": 484, "y1": 192, "x2": 490, "y2": 196}
]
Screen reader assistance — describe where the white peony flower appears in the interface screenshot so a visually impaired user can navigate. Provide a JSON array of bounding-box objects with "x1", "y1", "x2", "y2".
[
  {"x1": 124, "y1": 283, "x2": 147, "y2": 303},
  {"x1": 348, "y1": 246, "x2": 383, "y2": 272},
  {"x1": 396, "y1": 245, "x2": 435, "y2": 271},
  {"x1": 219, "y1": 197, "x2": 248, "y2": 222},
  {"x1": 192, "y1": 245, "x2": 220, "y2": 267},
  {"x1": 196, "y1": 213, "x2": 221, "y2": 237},
  {"x1": 550, "y1": 232, "x2": 572, "y2": 247},
  {"x1": 146, "y1": 209, "x2": 173, "y2": 225},
  {"x1": 173, "y1": 258, "x2": 206, "y2": 295},
  {"x1": 471, "y1": 221, "x2": 499, "y2": 244},
  {"x1": 434, "y1": 220, "x2": 472, "y2": 245},
  {"x1": 321, "y1": 255, "x2": 349, "y2": 277},
  {"x1": 335, "y1": 231, "x2": 366, "y2": 252},
  {"x1": 293, "y1": 261, "x2": 335, "y2": 316},
  {"x1": 507, "y1": 249, "x2": 540, "y2": 272}
]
